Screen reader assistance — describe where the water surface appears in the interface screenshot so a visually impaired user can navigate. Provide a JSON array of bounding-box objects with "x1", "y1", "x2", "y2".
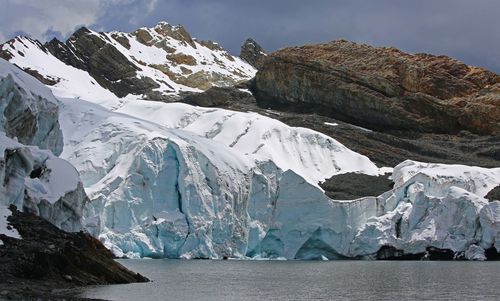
[{"x1": 80, "y1": 260, "x2": 500, "y2": 300}]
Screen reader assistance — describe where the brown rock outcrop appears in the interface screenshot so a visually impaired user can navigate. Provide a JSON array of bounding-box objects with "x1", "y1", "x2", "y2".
[{"x1": 252, "y1": 40, "x2": 500, "y2": 134}]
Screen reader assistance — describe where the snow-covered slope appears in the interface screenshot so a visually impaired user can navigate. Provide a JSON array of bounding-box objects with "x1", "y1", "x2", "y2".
[
  {"x1": 109, "y1": 22, "x2": 255, "y2": 89},
  {"x1": 114, "y1": 99, "x2": 381, "y2": 186},
  {"x1": 0, "y1": 22, "x2": 256, "y2": 102},
  {"x1": 0, "y1": 36, "x2": 119, "y2": 105}
]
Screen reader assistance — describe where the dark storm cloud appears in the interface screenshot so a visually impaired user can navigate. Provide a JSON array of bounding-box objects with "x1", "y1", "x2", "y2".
[{"x1": 2, "y1": 0, "x2": 499, "y2": 72}]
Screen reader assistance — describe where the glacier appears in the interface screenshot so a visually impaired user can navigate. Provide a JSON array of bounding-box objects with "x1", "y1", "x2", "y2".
[
  {"x1": 1, "y1": 56, "x2": 500, "y2": 260},
  {"x1": 58, "y1": 85, "x2": 500, "y2": 260},
  {"x1": 349, "y1": 161, "x2": 500, "y2": 259},
  {"x1": 0, "y1": 60, "x2": 63, "y2": 155},
  {"x1": 0, "y1": 59, "x2": 87, "y2": 233},
  {"x1": 58, "y1": 95, "x2": 386, "y2": 258},
  {"x1": 0, "y1": 132, "x2": 87, "y2": 232}
]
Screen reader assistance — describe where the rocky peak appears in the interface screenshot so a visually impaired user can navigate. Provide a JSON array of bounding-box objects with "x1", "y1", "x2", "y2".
[
  {"x1": 240, "y1": 38, "x2": 267, "y2": 69},
  {"x1": 0, "y1": 36, "x2": 48, "y2": 61},
  {"x1": 152, "y1": 22, "x2": 196, "y2": 48},
  {"x1": 68, "y1": 26, "x2": 93, "y2": 41}
]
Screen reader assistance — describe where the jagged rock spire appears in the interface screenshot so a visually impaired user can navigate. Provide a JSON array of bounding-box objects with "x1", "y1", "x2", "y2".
[{"x1": 240, "y1": 38, "x2": 266, "y2": 69}]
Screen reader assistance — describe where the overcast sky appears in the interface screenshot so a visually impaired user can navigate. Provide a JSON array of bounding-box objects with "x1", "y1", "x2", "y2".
[{"x1": 1, "y1": 0, "x2": 499, "y2": 72}]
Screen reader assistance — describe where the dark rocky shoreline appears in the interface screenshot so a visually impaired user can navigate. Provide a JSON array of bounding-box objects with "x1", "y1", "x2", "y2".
[{"x1": 0, "y1": 206, "x2": 148, "y2": 301}]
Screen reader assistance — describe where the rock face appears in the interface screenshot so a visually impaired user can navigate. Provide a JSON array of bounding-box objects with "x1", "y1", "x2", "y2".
[
  {"x1": 240, "y1": 38, "x2": 267, "y2": 69},
  {"x1": 252, "y1": 40, "x2": 500, "y2": 134},
  {"x1": 0, "y1": 22, "x2": 256, "y2": 101},
  {"x1": 0, "y1": 206, "x2": 147, "y2": 299},
  {"x1": 46, "y1": 27, "x2": 159, "y2": 98},
  {"x1": 180, "y1": 86, "x2": 254, "y2": 107}
]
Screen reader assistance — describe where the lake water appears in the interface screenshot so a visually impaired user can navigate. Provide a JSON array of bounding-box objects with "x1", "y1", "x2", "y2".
[{"x1": 79, "y1": 260, "x2": 500, "y2": 300}]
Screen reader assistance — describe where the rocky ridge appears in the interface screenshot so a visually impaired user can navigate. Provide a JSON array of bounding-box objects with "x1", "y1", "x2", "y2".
[
  {"x1": 0, "y1": 21, "x2": 256, "y2": 101},
  {"x1": 252, "y1": 40, "x2": 500, "y2": 134}
]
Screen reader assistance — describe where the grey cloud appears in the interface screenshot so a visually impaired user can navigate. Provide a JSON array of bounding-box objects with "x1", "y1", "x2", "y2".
[
  {"x1": 1, "y1": 0, "x2": 499, "y2": 72},
  {"x1": 0, "y1": 0, "x2": 158, "y2": 41}
]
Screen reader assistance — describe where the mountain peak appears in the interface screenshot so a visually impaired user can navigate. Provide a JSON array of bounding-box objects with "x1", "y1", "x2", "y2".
[
  {"x1": 72, "y1": 26, "x2": 92, "y2": 37},
  {"x1": 240, "y1": 38, "x2": 266, "y2": 69}
]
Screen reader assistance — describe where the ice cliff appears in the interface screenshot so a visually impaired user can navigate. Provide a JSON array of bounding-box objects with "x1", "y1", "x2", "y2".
[
  {"x1": 0, "y1": 59, "x2": 87, "y2": 233},
  {"x1": 59, "y1": 87, "x2": 500, "y2": 260},
  {"x1": 0, "y1": 60, "x2": 63, "y2": 155},
  {"x1": 58, "y1": 95, "x2": 384, "y2": 258}
]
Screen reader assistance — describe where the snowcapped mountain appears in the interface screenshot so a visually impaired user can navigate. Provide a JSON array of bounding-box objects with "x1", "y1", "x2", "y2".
[
  {"x1": 0, "y1": 21, "x2": 256, "y2": 102},
  {"x1": 1, "y1": 21, "x2": 499, "y2": 261}
]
